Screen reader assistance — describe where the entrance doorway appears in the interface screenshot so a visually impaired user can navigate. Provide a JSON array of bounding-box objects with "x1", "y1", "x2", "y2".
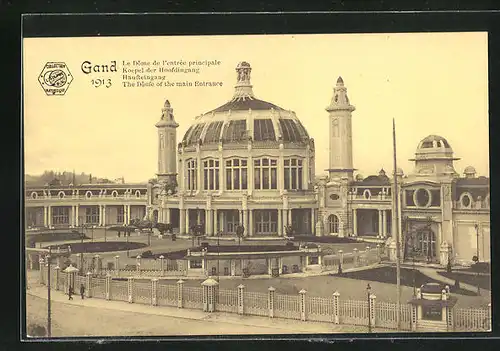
[{"x1": 406, "y1": 228, "x2": 437, "y2": 262}]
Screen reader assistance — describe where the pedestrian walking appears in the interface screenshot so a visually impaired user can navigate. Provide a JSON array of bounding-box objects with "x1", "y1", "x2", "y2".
[
  {"x1": 68, "y1": 286, "x2": 74, "y2": 300},
  {"x1": 80, "y1": 283, "x2": 85, "y2": 299}
]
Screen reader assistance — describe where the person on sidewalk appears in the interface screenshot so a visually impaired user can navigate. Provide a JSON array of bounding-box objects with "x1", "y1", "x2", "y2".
[
  {"x1": 80, "y1": 283, "x2": 86, "y2": 299},
  {"x1": 68, "y1": 286, "x2": 74, "y2": 300}
]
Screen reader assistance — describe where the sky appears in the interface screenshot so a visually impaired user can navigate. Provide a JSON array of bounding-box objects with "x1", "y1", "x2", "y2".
[{"x1": 23, "y1": 32, "x2": 489, "y2": 182}]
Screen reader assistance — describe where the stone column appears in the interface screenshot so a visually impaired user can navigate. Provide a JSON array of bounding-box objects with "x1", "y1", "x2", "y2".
[
  {"x1": 102, "y1": 205, "x2": 107, "y2": 226},
  {"x1": 197, "y1": 210, "x2": 201, "y2": 225},
  {"x1": 213, "y1": 209, "x2": 218, "y2": 235},
  {"x1": 243, "y1": 210, "x2": 248, "y2": 237},
  {"x1": 185, "y1": 209, "x2": 190, "y2": 234},
  {"x1": 70, "y1": 206, "x2": 75, "y2": 227},
  {"x1": 378, "y1": 210, "x2": 383, "y2": 237},
  {"x1": 54, "y1": 266, "x2": 60, "y2": 290},
  {"x1": 179, "y1": 208, "x2": 185, "y2": 234},
  {"x1": 75, "y1": 205, "x2": 79, "y2": 227},
  {"x1": 353, "y1": 248, "x2": 359, "y2": 266},
  {"x1": 311, "y1": 208, "x2": 315, "y2": 235},
  {"x1": 43, "y1": 206, "x2": 48, "y2": 227},
  {"x1": 206, "y1": 209, "x2": 212, "y2": 236},
  {"x1": 248, "y1": 209, "x2": 253, "y2": 237},
  {"x1": 106, "y1": 274, "x2": 112, "y2": 300},
  {"x1": 99, "y1": 205, "x2": 103, "y2": 226},
  {"x1": 114, "y1": 255, "x2": 120, "y2": 276},
  {"x1": 159, "y1": 255, "x2": 165, "y2": 276},
  {"x1": 219, "y1": 211, "x2": 224, "y2": 233},
  {"x1": 353, "y1": 209, "x2": 358, "y2": 236},
  {"x1": 86, "y1": 272, "x2": 92, "y2": 298},
  {"x1": 166, "y1": 208, "x2": 171, "y2": 224},
  {"x1": 267, "y1": 258, "x2": 272, "y2": 276},
  {"x1": 282, "y1": 209, "x2": 288, "y2": 228},
  {"x1": 230, "y1": 259, "x2": 236, "y2": 276},
  {"x1": 288, "y1": 209, "x2": 292, "y2": 227},
  {"x1": 278, "y1": 209, "x2": 283, "y2": 236},
  {"x1": 47, "y1": 206, "x2": 52, "y2": 228},
  {"x1": 381, "y1": 210, "x2": 386, "y2": 237}
]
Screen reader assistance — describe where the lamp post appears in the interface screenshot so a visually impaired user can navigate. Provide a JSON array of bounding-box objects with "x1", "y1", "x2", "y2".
[
  {"x1": 46, "y1": 246, "x2": 52, "y2": 338},
  {"x1": 367, "y1": 283, "x2": 372, "y2": 333},
  {"x1": 125, "y1": 224, "x2": 130, "y2": 258},
  {"x1": 217, "y1": 230, "x2": 221, "y2": 281},
  {"x1": 474, "y1": 223, "x2": 480, "y2": 295}
]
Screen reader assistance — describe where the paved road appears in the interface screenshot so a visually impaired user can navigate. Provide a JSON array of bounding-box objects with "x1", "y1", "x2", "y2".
[{"x1": 26, "y1": 291, "x2": 381, "y2": 338}]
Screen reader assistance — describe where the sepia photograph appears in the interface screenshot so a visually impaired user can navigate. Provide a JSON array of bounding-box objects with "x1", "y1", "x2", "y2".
[{"x1": 22, "y1": 32, "x2": 491, "y2": 338}]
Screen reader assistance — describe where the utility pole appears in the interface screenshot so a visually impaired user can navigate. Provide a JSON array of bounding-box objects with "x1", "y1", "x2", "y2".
[
  {"x1": 392, "y1": 118, "x2": 402, "y2": 331},
  {"x1": 46, "y1": 246, "x2": 52, "y2": 337}
]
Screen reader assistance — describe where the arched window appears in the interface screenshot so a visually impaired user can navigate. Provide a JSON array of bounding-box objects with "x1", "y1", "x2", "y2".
[
  {"x1": 203, "y1": 158, "x2": 220, "y2": 190},
  {"x1": 254, "y1": 157, "x2": 277, "y2": 190},
  {"x1": 186, "y1": 159, "x2": 197, "y2": 190},
  {"x1": 284, "y1": 158, "x2": 303, "y2": 190},
  {"x1": 414, "y1": 188, "x2": 431, "y2": 208},
  {"x1": 226, "y1": 158, "x2": 248, "y2": 190},
  {"x1": 328, "y1": 214, "x2": 339, "y2": 234}
]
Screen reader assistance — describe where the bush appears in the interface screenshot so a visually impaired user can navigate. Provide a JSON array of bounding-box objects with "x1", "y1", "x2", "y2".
[
  {"x1": 27, "y1": 323, "x2": 46, "y2": 337},
  {"x1": 141, "y1": 250, "x2": 154, "y2": 258},
  {"x1": 470, "y1": 262, "x2": 490, "y2": 273}
]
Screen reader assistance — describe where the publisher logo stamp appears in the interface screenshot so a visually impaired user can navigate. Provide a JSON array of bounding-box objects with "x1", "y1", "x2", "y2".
[{"x1": 38, "y1": 62, "x2": 73, "y2": 96}]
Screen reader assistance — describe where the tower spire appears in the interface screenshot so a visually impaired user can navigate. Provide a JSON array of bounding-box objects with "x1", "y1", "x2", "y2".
[
  {"x1": 155, "y1": 99, "x2": 179, "y2": 186},
  {"x1": 326, "y1": 76, "x2": 356, "y2": 182},
  {"x1": 232, "y1": 61, "x2": 255, "y2": 101}
]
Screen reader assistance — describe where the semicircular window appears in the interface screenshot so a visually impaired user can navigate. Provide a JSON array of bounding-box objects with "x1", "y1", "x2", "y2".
[{"x1": 329, "y1": 194, "x2": 340, "y2": 201}]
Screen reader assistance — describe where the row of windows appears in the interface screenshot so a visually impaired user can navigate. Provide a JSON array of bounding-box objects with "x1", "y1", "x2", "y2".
[{"x1": 185, "y1": 157, "x2": 307, "y2": 191}]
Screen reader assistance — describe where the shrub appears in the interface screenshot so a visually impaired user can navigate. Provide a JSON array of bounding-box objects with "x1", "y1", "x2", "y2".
[
  {"x1": 27, "y1": 323, "x2": 46, "y2": 337},
  {"x1": 470, "y1": 262, "x2": 490, "y2": 274},
  {"x1": 141, "y1": 250, "x2": 154, "y2": 258}
]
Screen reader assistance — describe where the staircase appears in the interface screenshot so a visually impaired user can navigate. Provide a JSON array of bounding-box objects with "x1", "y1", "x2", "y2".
[{"x1": 416, "y1": 320, "x2": 448, "y2": 332}]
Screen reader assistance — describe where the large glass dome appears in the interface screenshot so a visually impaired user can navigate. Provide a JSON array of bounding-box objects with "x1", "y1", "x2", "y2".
[{"x1": 181, "y1": 62, "x2": 310, "y2": 147}]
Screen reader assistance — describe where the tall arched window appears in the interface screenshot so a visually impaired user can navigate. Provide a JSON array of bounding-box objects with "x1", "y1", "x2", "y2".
[
  {"x1": 186, "y1": 159, "x2": 197, "y2": 190},
  {"x1": 226, "y1": 158, "x2": 247, "y2": 190},
  {"x1": 284, "y1": 158, "x2": 303, "y2": 190},
  {"x1": 203, "y1": 158, "x2": 220, "y2": 190},
  {"x1": 254, "y1": 157, "x2": 277, "y2": 190},
  {"x1": 328, "y1": 214, "x2": 339, "y2": 234}
]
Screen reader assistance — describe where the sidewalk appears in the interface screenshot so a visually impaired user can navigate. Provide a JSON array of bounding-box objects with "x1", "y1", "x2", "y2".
[{"x1": 26, "y1": 282, "x2": 394, "y2": 334}]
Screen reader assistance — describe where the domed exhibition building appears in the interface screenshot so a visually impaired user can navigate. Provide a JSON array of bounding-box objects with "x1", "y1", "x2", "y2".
[{"x1": 25, "y1": 62, "x2": 490, "y2": 267}]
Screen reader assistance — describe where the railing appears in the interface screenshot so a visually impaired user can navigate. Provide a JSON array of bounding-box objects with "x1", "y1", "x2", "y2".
[
  {"x1": 35, "y1": 264, "x2": 491, "y2": 332},
  {"x1": 454, "y1": 307, "x2": 490, "y2": 331},
  {"x1": 26, "y1": 194, "x2": 148, "y2": 202}
]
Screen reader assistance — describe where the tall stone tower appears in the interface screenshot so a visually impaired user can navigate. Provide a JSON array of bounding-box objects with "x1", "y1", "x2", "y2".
[
  {"x1": 155, "y1": 99, "x2": 179, "y2": 186},
  {"x1": 326, "y1": 77, "x2": 356, "y2": 182}
]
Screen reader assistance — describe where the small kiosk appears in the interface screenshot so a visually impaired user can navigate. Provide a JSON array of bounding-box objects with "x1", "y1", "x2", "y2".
[{"x1": 409, "y1": 282, "x2": 458, "y2": 332}]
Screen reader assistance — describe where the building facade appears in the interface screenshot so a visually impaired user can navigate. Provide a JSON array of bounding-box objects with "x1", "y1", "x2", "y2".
[{"x1": 24, "y1": 61, "x2": 490, "y2": 266}]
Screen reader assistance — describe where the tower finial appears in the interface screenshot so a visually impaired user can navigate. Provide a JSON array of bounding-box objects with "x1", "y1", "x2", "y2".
[
  {"x1": 233, "y1": 61, "x2": 255, "y2": 101},
  {"x1": 326, "y1": 76, "x2": 355, "y2": 112}
]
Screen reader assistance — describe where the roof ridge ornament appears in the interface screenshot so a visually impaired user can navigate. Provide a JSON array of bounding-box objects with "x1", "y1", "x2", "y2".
[{"x1": 232, "y1": 61, "x2": 255, "y2": 101}]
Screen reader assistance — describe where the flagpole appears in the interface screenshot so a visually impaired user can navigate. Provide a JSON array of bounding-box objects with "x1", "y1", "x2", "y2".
[{"x1": 393, "y1": 118, "x2": 402, "y2": 330}]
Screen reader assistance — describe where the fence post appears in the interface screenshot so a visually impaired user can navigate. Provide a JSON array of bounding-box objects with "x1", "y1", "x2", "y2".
[
  {"x1": 369, "y1": 294, "x2": 376, "y2": 328},
  {"x1": 376, "y1": 244, "x2": 381, "y2": 262},
  {"x1": 76, "y1": 253, "x2": 82, "y2": 271},
  {"x1": 177, "y1": 279, "x2": 184, "y2": 308},
  {"x1": 268, "y1": 287, "x2": 275, "y2": 318},
  {"x1": 159, "y1": 255, "x2": 165, "y2": 276},
  {"x1": 136, "y1": 255, "x2": 141, "y2": 276},
  {"x1": 54, "y1": 266, "x2": 60, "y2": 291},
  {"x1": 128, "y1": 277, "x2": 134, "y2": 303},
  {"x1": 332, "y1": 291, "x2": 340, "y2": 324},
  {"x1": 151, "y1": 278, "x2": 158, "y2": 306},
  {"x1": 411, "y1": 304, "x2": 417, "y2": 331},
  {"x1": 299, "y1": 289, "x2": 307, "y2": 321},
  {"x1": 114, "y1": 255, "x2": 120, "y2": 277},
  {"x1": 106, "y1": 273, "x2": 112, "y2": 300},
  {"x1": 488, "y1": 303, "x2": 492, "y2": 331},
  {"x1": 353, "y1": 248, "x2": 359, "y2": 267},
  {"x1": 238, "y1": 284, "x2": 245, "y2": 315},
  {"x1": 338, "y1": 250, "x2": 344, "y2": 268},
  {"x1": 94, "y1": 255, "x2": 101, "y2": 276},
  {"x1": 86, "y1": 272, "x2": 92, "y2": 298},
  {"x1": 39, "y1": 259, "x2": 45, "y2": 284}
]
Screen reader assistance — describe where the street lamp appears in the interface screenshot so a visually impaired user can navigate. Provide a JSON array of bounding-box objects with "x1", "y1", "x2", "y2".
[
  {"x1": 367, "y1": 283, "x2": 372, "y2": 333},
  {"x1": 474, "y1": 223, "x2": 480, "y2": 295}
]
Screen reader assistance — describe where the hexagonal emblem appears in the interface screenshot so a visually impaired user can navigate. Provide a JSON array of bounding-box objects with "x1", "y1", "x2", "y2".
[{"x1": 38, "y1": 62, "x2": 73, "y2": 96}]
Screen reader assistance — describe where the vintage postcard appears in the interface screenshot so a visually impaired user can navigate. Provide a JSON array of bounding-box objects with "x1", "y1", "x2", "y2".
[{"x1": 23, "y1": 32, "x2": 491, "y2": 338}]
